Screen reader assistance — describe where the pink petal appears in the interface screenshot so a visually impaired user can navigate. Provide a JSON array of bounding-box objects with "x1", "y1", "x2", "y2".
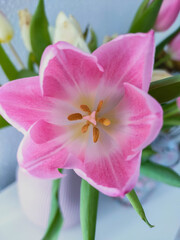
[
  {"x1": 154, "y1": 0, "x2": 180, "y2": 31},
  {"x1": 18, "y1": 132, "x2": 67, "y2": 178},
  {"x1": 30, "y1": 120, "x2": 66, "y2": 144},
  {"x1": 93, "y1": 31, "x2": 155, "y2": 92},
  {"x1": 168, "y1": 33, "x2": 180, "y2": 61},
  {"x1": 40, "y1": 41, "x2": 104, "y2": 100},
  {"x1": 115, "y1": 83, "x2": 163, "y2": 157},
  {"x1": 75, "y1": 151, "x2": 142, "y2": 197},
  {"x1": 0, "y1": 77, "x2": 55, "y2": 133}
]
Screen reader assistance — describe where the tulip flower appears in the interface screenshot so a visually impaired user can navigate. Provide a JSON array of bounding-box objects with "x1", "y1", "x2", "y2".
[
  {"x1": 53, "y1": 12, "x2": 89, "y2": 52},
  {"x1": 18, "y1": 9, "x2": 32, "y2": 52},
  {"x1": 0, "y1": 31, "x2": 163, "y2": 197},
  {"x1": 167, "y1": 33, "x2": 180, "y2": 61},
  {"x1": 154, "y1": 0, "x2": 180, "y2": 31},
  {"x1": 0, "y1": 11, "x2": 14, "y2": 43}
]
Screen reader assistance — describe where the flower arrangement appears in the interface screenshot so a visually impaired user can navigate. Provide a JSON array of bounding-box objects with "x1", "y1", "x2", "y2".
[{"x1": 0, "y1": 0, "x2": 180, "y2": 239}]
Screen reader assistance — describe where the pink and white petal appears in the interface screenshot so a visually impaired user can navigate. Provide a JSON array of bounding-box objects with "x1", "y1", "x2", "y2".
[
  {"x1": 115, "y1": 83, "x2": 163, "y2": 157},
  {"x1": 0, "y1": 77, "x2": 55, "y2": 133},
  {"x1": 75, "y1": 151, "x2": 142, "y2": 197},
  {"x1": 40, "y1": 41, "x2": 104, "y2": 100},
  {"x1": 18, "y1": 128, "x2": 80, "y2": 178},
  {"x1": 93, "y1": 31, "x2": 155, "y2": 92}
]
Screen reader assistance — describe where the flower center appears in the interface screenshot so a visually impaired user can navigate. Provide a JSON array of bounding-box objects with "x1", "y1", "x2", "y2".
[{"x1": 67, "y1": 100, "x2": 111, "y2": 143}]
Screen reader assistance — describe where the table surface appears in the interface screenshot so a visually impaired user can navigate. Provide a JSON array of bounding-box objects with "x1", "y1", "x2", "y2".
[{"x1": 0, "y1": 182, "x2": 180, "y2": 240}]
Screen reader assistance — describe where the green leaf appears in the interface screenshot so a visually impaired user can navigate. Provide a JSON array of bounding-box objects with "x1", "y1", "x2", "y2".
[
  {"x1": 141, "y1": 161, "x2": 180, "y2": 187},
  {"x1": 141, "y1": 146, "x2": 156, "y2": 163},
  {"x1": 28, "y1": 52, "x2": 37, "y2": 71},
  {"x1": 16, "y1": 69, "x2": 37, "y2": 78},
  {"x1": 83, "y1": 24, "x2": 90, "y2": 40},
  {"x1": 30, "y1": 0, "x2": 51, "y2": 65},
  {"x1": 42, "y1": 178, "x2": 63, "y2": 240},
  {"x1": 126, "y1": 189, "x2": 154, "y2": 228},
  {"x1": 0, "y1": 115, "x2": 9, "y2": 129},
  {"x1": 155, "y1": 26, "x2": 180, "y2": 57},
  {"x1": 129, "y1": 0, "x2": 163, "y2": 33},
  {"x1": 149, "y1": 75, "x2": 180, "y2": 103},
  {"x1": 88, "y1": 28, "x2": 98, "y2": 53},
  {"x1": 0, "y1": 44, "x2": 18, "y2": 81},
  {"x1": 80, "y1": 180, "x2": 99, "y2": 240}
]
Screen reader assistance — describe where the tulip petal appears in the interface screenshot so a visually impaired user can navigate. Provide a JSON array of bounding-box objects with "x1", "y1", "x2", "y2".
[
  {"x1": 115, "y1": 82, "x2": 163, "y2": 157},
  {"x1": 93, "y1": 31, "x2": 155, "y2": 92},
  {"x1": 75, "y1": 151, "x2": 142, "y2": 197},
  {"x1": 0, "y1": 77, "x2": 55, "y2": 133},
  {"x1": 39, "y1": 41, "x2": 103, "y2": 100},
  {"x1": 18, "y1": 126, "x2": 73, "y2": 178}
]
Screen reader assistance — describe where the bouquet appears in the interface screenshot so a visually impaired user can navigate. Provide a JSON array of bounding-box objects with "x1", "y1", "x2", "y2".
[{"x1": 0, "y1": 0, "x2": 180, "y2": 239}]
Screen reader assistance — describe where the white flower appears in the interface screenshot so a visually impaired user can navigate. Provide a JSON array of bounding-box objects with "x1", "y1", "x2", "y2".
[
  {"x1": 18, "y1": 9, "x2": 32, "y2": 52},
  {"x1": 53, "y1": 12, "x2": 89, "y2": 53},
  {"x1": 0, "y1": 11, "x2": 14, "y2": 43}
]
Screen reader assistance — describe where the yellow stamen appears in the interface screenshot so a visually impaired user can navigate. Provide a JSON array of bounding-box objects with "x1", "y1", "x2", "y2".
[
  {"x1": 93, "y1": 127, "x2": 99, "y2": 143},
  {"x1": 80, "y1": 104, "x2": 91, "y2": 113},
  {"x1": 67, "y1": 113, "x2": 82, "y2": 121},
  {"x1": 99, "y1": 118, "x2": 111, "y2": 126},
  {"x1": 96, "y1": 100, "x2": 103, "y2": 112},
  {"x1": 81, "y1": 123, "x2": 90, "y2": 133}
]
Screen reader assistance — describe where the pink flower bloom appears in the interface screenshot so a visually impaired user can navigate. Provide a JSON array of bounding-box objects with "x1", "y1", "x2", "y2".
[
  {"x1": 177, "y1": 97, "x2": 180, "y2": 109},
  {"x1": 154, "y1": 0, "x2": 180, "y2": 32},
  {"x1": 0, "y1": 31, "x2": 163, "y2": 197},
  {"x1": 167, "y1": 33, "x2": 180, "y2": 61}
]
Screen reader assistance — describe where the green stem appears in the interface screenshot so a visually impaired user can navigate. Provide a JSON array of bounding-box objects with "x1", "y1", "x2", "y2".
[{"x1": 80, "y1": 180, "x2": 99, "y2": 240}]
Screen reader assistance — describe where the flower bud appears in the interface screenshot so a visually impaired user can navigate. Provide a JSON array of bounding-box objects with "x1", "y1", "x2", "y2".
[
  {"x1": 154, "y1": 0, "x2": 180, "y2": 32},
  {"x1": 167, "y1": 33, "x2": 180, "y2": 61},
  {"x1": 53, "y1": 12, "x2": 89, "y2": 52},
  {"x1": 18, "y1": 9, "x2": 32, "y2": 52},
  {"x1": 0, "y1": 11, "x2": 14, "y2": 43}
]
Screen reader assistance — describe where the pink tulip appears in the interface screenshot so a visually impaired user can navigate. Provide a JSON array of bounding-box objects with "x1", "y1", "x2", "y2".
[
  {"x1": 154, "y1": 0, "x2": 180, "y2": 32},
  {"x1": 167, "y1": 33, "x2": 180, "y2": 61},
  {"x1": 0, "y1": 31, "x2": 163, "y2": 197}
]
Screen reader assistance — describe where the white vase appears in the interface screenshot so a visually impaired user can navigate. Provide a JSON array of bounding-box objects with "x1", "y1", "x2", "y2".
[{"x1": 17, "y1": 167, "x2": 81, "y2": 229}]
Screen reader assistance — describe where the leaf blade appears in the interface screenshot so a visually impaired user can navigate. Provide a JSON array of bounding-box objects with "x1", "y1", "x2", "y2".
[
  {"x1": 30, "y1": 0, "x2": 51, "y2": 65},
  {"x1": 141, "y1": 161, "x2": 180, "y2": 187},
  {"x1": 126, "y1": 189, "x2": 154, "y2": 228},
  {"x1": 0, "y1": 44, "x2": 18, "y2": 81},
  {"x1": 0, "y1": 115, "x2": 9, "y2": 129},
  {"x1": 80, "y1": 180, "x2": 99, "y2": 240},
  {"x1": 149, "y1": 75, "x2": 180, "y2": 103}
]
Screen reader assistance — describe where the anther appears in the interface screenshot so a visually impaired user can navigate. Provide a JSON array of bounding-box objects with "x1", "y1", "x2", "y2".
[
  {"x1": 67, "y1": 113, "x2": 82, "y2": 121},
  {"x1": 80, "y1": 104, "x2": 91, "y2": 113},
  {"x1": 93, "y1": 127, "x2": 99, "y2": 143},
  {"x1": 96, "y1": 100, "x2": 103, "y2": 112},
  {"x1": 81, "y1": 123, "x2": 90, "y2": 133},
  {"x1": 99, "y1": 118, "x2": 111, "y2": 126}
]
